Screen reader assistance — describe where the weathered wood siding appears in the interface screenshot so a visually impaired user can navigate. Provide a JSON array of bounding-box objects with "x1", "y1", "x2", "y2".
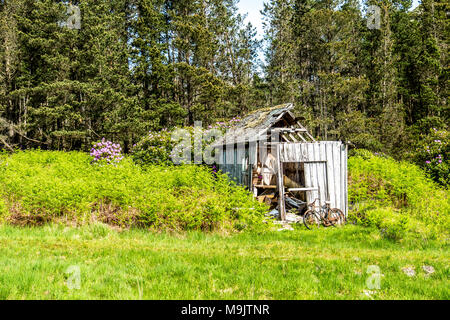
[
  {"x1": 215, "y1": 141, "x2": 348, "y2": 217},
  {"x1": 216, "y1": 143, "x2": 252, "y2": 187},
  {"x1": 279, "y1": 141, "x2": 347, "y2": 215}
]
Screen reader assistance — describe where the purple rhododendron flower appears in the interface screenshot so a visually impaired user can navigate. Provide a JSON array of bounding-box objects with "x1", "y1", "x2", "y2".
[{"x1": 90, "y1": 138, "x2": 124, "y2": 165}]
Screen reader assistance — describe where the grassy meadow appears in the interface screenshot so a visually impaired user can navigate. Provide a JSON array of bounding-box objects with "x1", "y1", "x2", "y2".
[
  {"x1": 0, "y1": 150, "x2": 448, "y2": 299},
  {"x1": 0, "y1": 224, "x2": 448, "y2": 300}
]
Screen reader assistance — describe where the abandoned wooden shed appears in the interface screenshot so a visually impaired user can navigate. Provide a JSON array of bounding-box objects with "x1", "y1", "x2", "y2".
[{"x1": 213, "y1": 103, "x2": 348, "y2": 221}]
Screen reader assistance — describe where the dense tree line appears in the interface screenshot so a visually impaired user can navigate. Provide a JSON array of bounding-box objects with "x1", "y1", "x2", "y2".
[
  {"x1": 263, "y1": 0, "x2": 448, "y2": 157},
  {"x1": 0, "y1": 0, "x2": 448, "y2": 160},
  {"x1": 0, "y1": 0, "x2": 260, "y2": 151}
]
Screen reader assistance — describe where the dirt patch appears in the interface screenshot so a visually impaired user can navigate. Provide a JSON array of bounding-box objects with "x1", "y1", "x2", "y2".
[
  {"x1": 5, "y1": 202, "x2": 50, "y2": 226},
  {"x1": 7, "y1": 211, "x2": 50, "y2": 226},
  {"x1": 91, "y1": 200, "x2": 139, "y2": 228}
]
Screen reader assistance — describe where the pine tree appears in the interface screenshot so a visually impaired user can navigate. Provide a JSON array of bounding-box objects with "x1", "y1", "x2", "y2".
[{"x1": 414, "y1": 0, "x2": 448, "y2": 129}]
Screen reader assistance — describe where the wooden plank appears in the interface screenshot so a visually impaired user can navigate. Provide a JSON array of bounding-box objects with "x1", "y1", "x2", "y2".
[
  {"x1": 281, "y1": 134, "x2": 291, "y2": 142},
  {"x1": 258, "y1": 136, "x2": 268, "y2": 168},
  {"x1": 276, "y1": 144, "x2": 286, "y2": 221},
  {"x1": 276, "y1": 144, "x2": 289, "y2": 162},
  {"x1": 288, "y1": 133, "x2": 298, "y2": 142},
  {"x1": 332, "y1": 142, "x2": 341, "y2": 211},
  {"x1": 296, "y1": 143, "x2": 301, "y2": 160},
  {"x1": 283, "y1": 142, "x2": 289, "y2": 162},
  {"x1": 307, "y1": 143, "x2": 318, "y2": 202},
  {"x1": 302, "y1": 145, "x2": 312, "y2": 204},
  {"x1": 300, "y1": 143, "x2": 308, "y2": 161},
  {"x1": 315, "y1": 143, "x2": 326, "y2": 206},
  {"x1": 244, "y1": 144, "x2": 251, "y2": 190},
  {"x1": 319, "y1": 142, "x2": 328, "y2": 202},
  {"x1": 249, "y1": 141, "x2": 258, "y2": 192},
  {"x1": 223, "y1": 146, "x2": 227, "y2": 167},
  {"x1": 345, "y1": 144, "x2": 348, "y2": 216},
  {"x1": 223, "y1": 141, "x2": 236, "y2": 182},
  {"x1": 313, "y1": 144, "x2": 320, "y2": 202},
  {"x1": 233, "y1": 148, "x2": 238, "y2": 184},
  {"x1": 295, "y1": 132, "x2": 308, "y2": 142},
  {"x1": 279, "y1": 143, "x2": 287, "y2": 162},
  {"x1": 271, "y1": 128, "x2": 307, "y2": 133},
  {"x1": 236, "y1": 142, "x2": 246, "y2": 186},
  {"x1": 287, "y1": 187, "x2": 318, "y2": 192},
  {"x1": 249, "y1": 141, "x2": 257, "y2": 166},
  {"x1": 254, "y1": 185, "x2": 277, "y2": 189},
  {"x1": 312, "y1": 143, "x2": 320, "y2": 204},
  {"x1": 339, "y1": 143, "x2": 344, "y2": 214},
  {"x1": 343, "y1": 143, "x2": 347, "y2": 214},
  {"x1": 326, "y1": 142, "x2": 336, "y2": 208},
  {"x1": 343, "y1": 144, "x2": 348, "y2": 217},
  {"x1": 280, "y1": 143, "x2": 328, "y2": 162},
  {"x1": 296, "y1": 121, "x2": 316, "y2": 141},
  {"x1": 225, "y1": 142, "x2": 234, "y2": 166}
]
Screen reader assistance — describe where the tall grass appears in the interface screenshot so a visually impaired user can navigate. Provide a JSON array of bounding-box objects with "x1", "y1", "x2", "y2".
[
  {"x1": 0, "y1": 224, "x2": 448, "y2": 299},
  {"x1": 0, "y1": 150, "x2": 267, "y2": 231}
]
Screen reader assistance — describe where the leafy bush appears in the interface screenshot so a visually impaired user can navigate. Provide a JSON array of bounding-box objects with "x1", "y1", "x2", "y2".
[
  {"x1": 130, "y1": 129, "x2": 174, "y2": 165},
  {"x1": 348, "y1": 149, "x2": 449, "y2": 240},
  {"x1": 351, "y1": 207, "x2": 409, "y2": 240},
  {"x1": 131, "y1": 118, "x2": 241, "y2": 166},
  {"x1": 412, "y1": 128, "x2": 449, "y2": 187},
  {"x1": 0, "y1": 150, "x2": 267, "y2": 232}
]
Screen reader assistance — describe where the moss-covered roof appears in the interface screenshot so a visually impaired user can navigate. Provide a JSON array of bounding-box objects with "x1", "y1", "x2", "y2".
[{"x1": 214, "y1": 103, "x2": 296, "y2": 145}]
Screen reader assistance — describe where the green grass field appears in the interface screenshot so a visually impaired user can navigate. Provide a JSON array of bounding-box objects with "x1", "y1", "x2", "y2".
[{"x1": 0, "y1": 223, "x2": 448, "y2": 300}]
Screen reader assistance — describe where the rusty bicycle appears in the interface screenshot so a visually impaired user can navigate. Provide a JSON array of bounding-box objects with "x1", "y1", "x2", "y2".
[{"x1": 303, "y1": 198, "x2": 345, "y2": 230}]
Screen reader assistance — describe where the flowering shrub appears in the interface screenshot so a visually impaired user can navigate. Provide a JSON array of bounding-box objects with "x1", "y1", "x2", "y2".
[
  {"x1": 413, "y1": 128, "x2": 449, "y2": 187},
  {"x1": 90, "y1": 138, "x2": 124, "y2": 165},
  {"x1": 131, "y1": 117, "x2": 242, "y2": 166},
  {"x1": 131, "y1": 129, "x2": 175, "y2": 165}
]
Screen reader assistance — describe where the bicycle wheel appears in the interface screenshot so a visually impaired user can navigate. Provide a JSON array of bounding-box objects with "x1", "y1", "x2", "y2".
[
  {"x1": 328, "y1": 208, "x2": 345, "y2": 226},
  {"x1": 303, "y1": 210, "x2": 321, "y2": 230}
]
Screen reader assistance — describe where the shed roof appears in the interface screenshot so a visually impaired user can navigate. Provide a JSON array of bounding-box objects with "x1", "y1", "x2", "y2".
[
  {"x1": 213, "y1": 103, "x2": 302, "y2": 146},
  {"x1": 232, "y1": 103, "x2": 295, "y2": 131}
]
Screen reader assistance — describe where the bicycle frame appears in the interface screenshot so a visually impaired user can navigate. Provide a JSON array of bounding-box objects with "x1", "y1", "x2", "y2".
[
  {"x1": 304, "y1": 197, "x2": 344, "y2": 229},
  {"x1": 307, "y1": 198, "x2": 332, "y2": 220}
]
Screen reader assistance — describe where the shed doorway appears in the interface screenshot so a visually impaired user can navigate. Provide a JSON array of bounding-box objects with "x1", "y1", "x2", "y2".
[{"x1": 278, "y1": 160, "x2": 330, "y2": 218}]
